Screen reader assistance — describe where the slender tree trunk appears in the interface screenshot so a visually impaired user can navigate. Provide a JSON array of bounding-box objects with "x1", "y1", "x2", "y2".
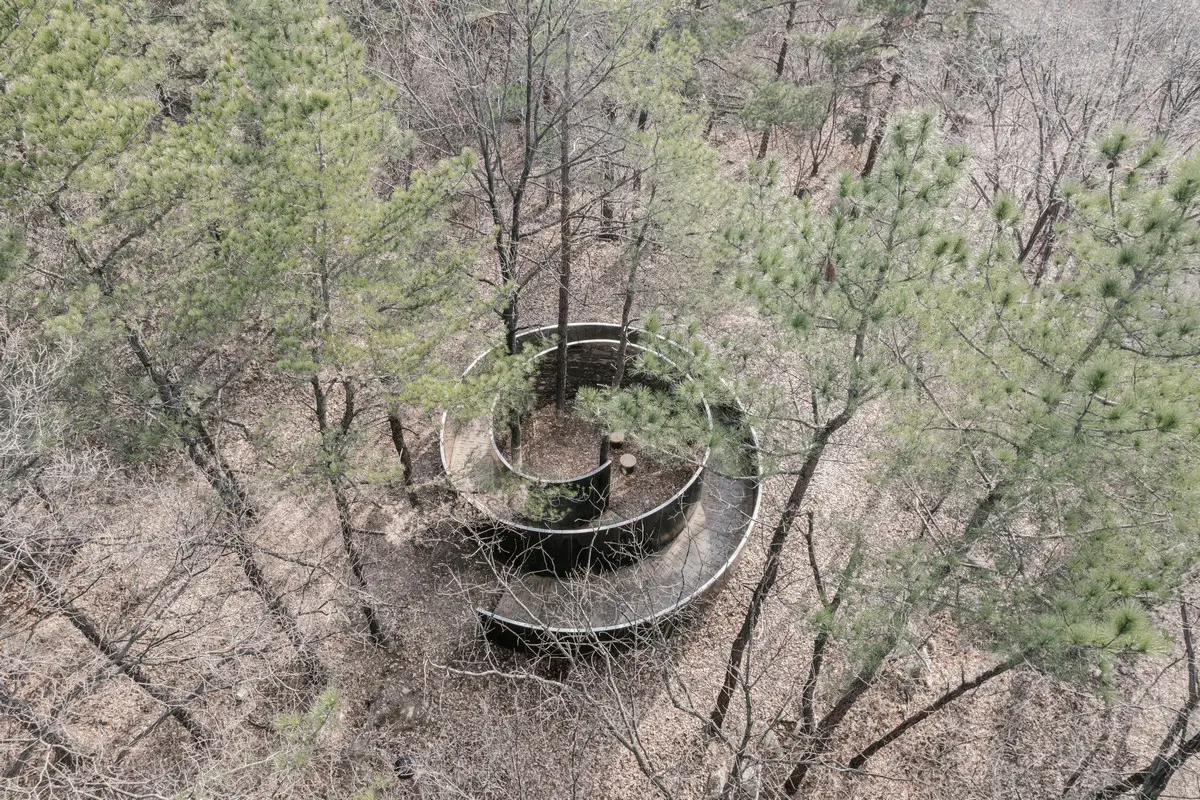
[
  {"x1": 126, "y1": 330, "x2": 256, "y2": 523},
  {"x1": 477, "y1": 136, "x2": 522, "y2": 367},
  {"x1": 756, "y1": 0, "x2": 798, "y2": 161},
  {"x1": 612, "y1": 193, "x2": 655, "y2": 390},
  {"x1": 599, "y1": 96, "x2": 619, "y2": 240},
  {"x1": 782, "y1": 672, "x2": 879, "y2": 794},
  {"x1": 708, "y1": 409, "x2": 853, "y2": 735},
  {"x1": 600, "y1": 196, "x2": 616, "y2": 238},
  {"x1": 1, "y1": 680, "x2": 85, "y2": 777},
  {"x1": 386, "y1": 406, "x2": 421, "y2": 508},
  {"x1": 778, "y1": 486, "x2": 1009, "y2": 793},
  {"x1": 845, "y1": 656, "x2": 1023, "y2": 771},
  {"x1": 487, "y1": 7, "x2": 547, "y2": 464},
  {"x1": 112, "y1": 677, "x2": 208, "y2": 766},
  {"x1": 331, "y1": 482, "x2": 388, "y2": 647},
  {"x1": 47, "y1": 166, "x2": 325, "y2": 685},
  {"x1": 10, "y1": 552, "x2": 213, "y2": 746},
  {"x1": 1093, "y1": 728, "x2": 1200, "y2": 799},
  {"x1": 1092, "y1": 603, "x2": 1200, "y2": 799},
  {"x1": 60, "y1": 202, "x2": 257, "y2": 523},
  {"x1": 1023, "y1": 197, "x2": 1063, "y2": 286},
  {"x1": 777, "y1": 158, "x2": 1143, "y2": 794},
  {"x1": 306, "y1": 213, "x2": 388, "y2": 648},
  {"x1": 756, "y1": 130, "x2": 772, "y2": 163},
  {"x1": 503, "y1": 253, "x2": 522, "y2": 465},
  {"x1": 799, "y1": 512, "x2": 852, "y2": 736},
  {"x1": 555, "y1": 30, "x2": 573, "y2": 416},
  {"x1": 860, "y1": 72, "x2": 901, "y2": 178},
  {"x1": 716, "y1": 239, "x2": 908, "y2": 780},
  {"x1": 613, "y1": 261, "x2": 636, "y2": 389},
  {"x1": 387, "y1": 408, "x2": 415, "y2": 486},
  {"x1": 1016, "y1": 195, "x2": 1061, "y2": 265},
  {"x1": 310, "y1": 376, "x2": 388, "y2": 648},
  {"x1": 226, "y1": 524, "x2": 327, "y2": 682},
  {"x1": 859, "y1": 2, "x2": 929, "y2": 177},
  {"x1": 709, "y1": 200, "x2": 904, "y2": 738},
  {"x1": 130, "y1": 329, "x2": 326, "y2": 683},
  {"x1": 1135, "y1": 729, "x2": 1200, "y2": 799},
  {"x1": 632, "y1": 108, "x2": 649, "y2": 193}
]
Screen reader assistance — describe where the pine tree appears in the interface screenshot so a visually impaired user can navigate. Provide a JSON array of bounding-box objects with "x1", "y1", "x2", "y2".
[
  {"x1": 709, "y1": 113, "x2": 968, "y2": 741},
  {"x1": 0, "y1": 0, "x2": 328, "y2": 683},
  {"x1": 905, "y1": 131, "x2": 1200, "y2": 681},
  {"x1": 777, "y1": 129, "x2": 1200, "y2": 793},
  {"x1": 201, "y1": 0, "x2": 476, "y2": 648}
]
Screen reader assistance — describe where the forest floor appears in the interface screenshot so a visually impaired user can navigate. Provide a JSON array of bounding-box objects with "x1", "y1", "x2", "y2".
[
  {"x1": 499, "y1": 403, "x2": 610, "y2": 479},
  {"x1": 177, "y1": 217, "x2": 1194, "y2": 798},
  {"x1": 5, "y1": 123, "x2": 1197, "y2": 800},
  {"x1": 9, "y1": 271, "x2": 1195, "y2": 798},
  {"x1": 194, "y1": 397, "x2": 1195, "y2": 800},
  {"x1": 495, "y1": 401, "x2": 699, "y2": 520}
]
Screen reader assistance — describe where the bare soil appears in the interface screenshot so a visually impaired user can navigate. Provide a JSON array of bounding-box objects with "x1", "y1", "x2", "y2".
[
  {"x1": 601, "y1": 441, "x2": 697, "y2": 520},
  {"x1": 497, "y1": 402, "x2": 609, "y2": 479},
  {"x1": 496, "y1": 402, "x2": 701, "y2": 520}
]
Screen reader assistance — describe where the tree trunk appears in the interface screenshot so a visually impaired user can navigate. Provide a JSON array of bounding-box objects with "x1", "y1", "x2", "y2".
[
  {"x1": 311, "y1": 376, "x2": 388, "y2": 648},
  {"x1": 555, "y1": 30, "x2": 573, "y2": 416},
  {"x1": 799, "y1": 512, "x2": 853, "y2": 736},
  {"x1": 129, "y1": 330, "x2": 325, "y2": 683},
  {"x1": 504, "y1": 289, "x2": 522, "y2": 465},
  {"x1": 777, "y1": 484, "x2": 1012, "y2": 795},
  {"x1": 386, "y1": 406, "x2": 421, "y2": 508},
  {"x1": 599, "y1": 100, "x2": 619, "y2": 241},
  {"x1": 226, "y1": 525, "x2": 327, "y2": 683},
  {"x1": 11, "y1": 552, "x2": 214, "y2": 746},
  {"x1": 707, "y1": 410, "x2": 852, "y2": 735},
  {"x1": 1093, "y1": 728, "x2": 1200, "y2": 799},
  {"x1": 782, "y1": 672, "x2": 878, "y2": 794},
  {"x1": 612, "y1": 196, "x2": 655, "y2": 390},
  {"x1": 126, "y1": 330, "x2": 256, "y2": 523},
  {"x1": 859, "y1": 2, "x2": 929, "y2": 177},
  {"x1": 1092, "y1": 603, "x2": 1200, "y2": 799},
  {"x1": 632, "y1": 108, "x2": 649, "y2": 193},
  {"x1": 860, "y1": 72, "x2": 902, "y2": 178},
  {"x1": 613, "y1": 271, "x2": 635, "y2": 389},
  {"x1": 387, "y1": 407, "x2": 415, "y2": 487},
  {"x1": 332, "y1": 483, "x2": 388, "y2": 648},
  {"x1": 600, "y1": 191, "x2": 617, "y2": 241},
  {"x1": 845, "y1": 656, "x2": 1023, "y2": 771},
  {"x1": 756, "y1": 0, "x2": 798, "y2": 161},
  {"x1": 1, "y1": 680, "x2": 86, "y2": 776},
  {"x1": 46, "y1": 162, "x2": 324, "y2": 684}
]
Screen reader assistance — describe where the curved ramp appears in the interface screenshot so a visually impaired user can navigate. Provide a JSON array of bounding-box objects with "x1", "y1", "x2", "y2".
[
  {"x1": 441, "y1": 323, "x2": 762, "y2": 646},
  {"x1": 478, "y1": 414, "x2": 760, "y2": 646}
]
